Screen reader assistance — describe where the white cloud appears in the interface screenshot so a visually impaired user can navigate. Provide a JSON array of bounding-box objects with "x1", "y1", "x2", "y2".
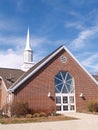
[
  {"x1": 0, "y1": 16, "x2": 21, "y2": 32},
  {"x1": 80, "y1": 53, "x2": 98, "y2": 73},
  {"x1": 69, "y1": 26, "x2": 98, "y2": 50},
  {"x1": 65, "y1": 21, "x2": 84, "y2": 30},
  {"x1": 0, "y1": 36, "x2": 44, "y2": 69},
  {"x1": 0, "y1": 33, "x2": 64, "y2": 69},
  {"x1": 81, "y1": 54, "x2": 98, "y2": 66},
  {"x1": 0, "y1": 49, "x2": 23, "y2": 69},
  {"x1": 0, "y1": 35, "x2": 25, "y2": 46},
  {"x1": 0, "y1": 34, "x2": 49, "y2": 51},
  {"x1": 31, "y1": 37, "x2": 48, "y2": 47}
]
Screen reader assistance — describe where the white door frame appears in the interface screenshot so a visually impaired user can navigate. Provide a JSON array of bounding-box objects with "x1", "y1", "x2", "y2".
[{"x1": 56, "y1": 93, "x2": 76, "y2": 113}]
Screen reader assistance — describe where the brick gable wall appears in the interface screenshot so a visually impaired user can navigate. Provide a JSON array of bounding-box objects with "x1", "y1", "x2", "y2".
[{"x1": 13, "y1": 49, "x2": 98, "y2": 113}]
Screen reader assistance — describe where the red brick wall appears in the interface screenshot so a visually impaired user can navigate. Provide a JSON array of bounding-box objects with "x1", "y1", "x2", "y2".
[{"x1": 13, "y1": 49, "x2": 98, "y2": 112}]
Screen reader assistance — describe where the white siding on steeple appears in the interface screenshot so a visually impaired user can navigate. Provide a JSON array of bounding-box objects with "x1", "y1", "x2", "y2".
[
  {"x1": 24, "y1": 50, "x2": 33, "y2": 63},
  {"x1": 21, "y1": 27, "x2": 34, "y2": 72}
]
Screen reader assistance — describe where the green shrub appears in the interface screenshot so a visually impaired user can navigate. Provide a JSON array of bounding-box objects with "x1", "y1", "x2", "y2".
[{"x1": 88, "y1": 101, "x2": 98, "y2": 112}]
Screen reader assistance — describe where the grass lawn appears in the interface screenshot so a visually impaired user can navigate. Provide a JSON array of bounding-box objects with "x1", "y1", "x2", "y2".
[{"x1": 0, "y1": 115, "x2": 77, "y2": 124}]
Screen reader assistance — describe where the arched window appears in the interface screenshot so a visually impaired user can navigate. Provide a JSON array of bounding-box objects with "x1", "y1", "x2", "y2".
[{"x1": 55, "y1": 71, "x2": 74, "y2": 93}]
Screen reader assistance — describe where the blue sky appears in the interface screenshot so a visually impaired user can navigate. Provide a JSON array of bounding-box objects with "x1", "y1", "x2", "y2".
[{"x1": 0, "y1": 0, "x2": 98, "y2": 74}]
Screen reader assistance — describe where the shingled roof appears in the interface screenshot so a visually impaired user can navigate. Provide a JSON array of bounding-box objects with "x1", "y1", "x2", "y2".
[{"x1": 0, "y1": 68, "x2": 24, "y2": 89}]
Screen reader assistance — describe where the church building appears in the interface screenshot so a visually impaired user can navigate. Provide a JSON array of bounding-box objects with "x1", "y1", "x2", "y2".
[{"x1": 0, "y1": 28, "x2": 98, "y2": 115}]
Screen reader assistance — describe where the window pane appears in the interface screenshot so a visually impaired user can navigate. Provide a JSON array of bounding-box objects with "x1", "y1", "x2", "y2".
[
  {"x1": 69, "y1": 96, "x2": 74, "y2": 103},
  {"x1": 56, "y1": 96, "x2": 61, "y2": 103},
  {"x1": 66, "y1": 73, "x2": 71, "y2": 81},
  {"x1": 55, "y1": 78, "x2": 62, "y2": 85},
  {"x1": 56, "y1": 84, "x2": 63, "y2": 92},
  {"x1": 56, "y1": 73, "x2": 62, "y2": 80},
  {"x1": 62, "y1": 86, "x2": 68, "y2": 93},
  {"x1": 70, "y1": 105, "x2": 75, "y2": 111},
  {"x1": 63, "y1": 96, "x2": 68, "y2": 103},
  {"x1": 63, "y1": 106, "x2": 68, "y2": 111},
  {"x1": 70, "y1": 83, "x2": 74, "y2": 93},
  {"x1": 55, "y1": 88, "x2": 59, "y2": 93}
]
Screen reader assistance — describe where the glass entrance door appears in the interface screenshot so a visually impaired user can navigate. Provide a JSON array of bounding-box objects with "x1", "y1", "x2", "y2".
[
  {"x1": 56, "y1": 94, "x2": 75, "y2": 112},
  {"x1": 54, "y1": 71, "x2": 76, "y2": 113}
]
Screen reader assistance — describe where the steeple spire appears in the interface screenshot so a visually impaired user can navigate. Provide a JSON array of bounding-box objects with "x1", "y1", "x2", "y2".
[
  {"x1": 25, "y1": 27, "x2": 32, "y2": 51},
  {"x1": 21, "y1": 27, "x2": 34, "y2": 72}
]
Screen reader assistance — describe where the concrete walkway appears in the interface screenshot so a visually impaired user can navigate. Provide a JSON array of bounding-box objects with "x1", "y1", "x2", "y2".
[{"x1": 0, "y1": 113, "x2": 98, "y2": 130}]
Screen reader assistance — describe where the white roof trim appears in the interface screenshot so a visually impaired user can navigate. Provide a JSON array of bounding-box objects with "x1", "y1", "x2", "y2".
[
  {"x1": 0, "y1": 76, "x2": 8, "y2": 92},
  {"x1": 11, "y1": 45, "x2": 98, "y2": 92}
]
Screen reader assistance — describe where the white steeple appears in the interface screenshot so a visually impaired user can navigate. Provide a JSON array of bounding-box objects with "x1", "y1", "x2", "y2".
[
  {"x1": 21, "y1": 27, "x2": 34, "y2": 72},
  {"x1": 25, "y1": 27, "x2": 32, "y2": 51}
]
